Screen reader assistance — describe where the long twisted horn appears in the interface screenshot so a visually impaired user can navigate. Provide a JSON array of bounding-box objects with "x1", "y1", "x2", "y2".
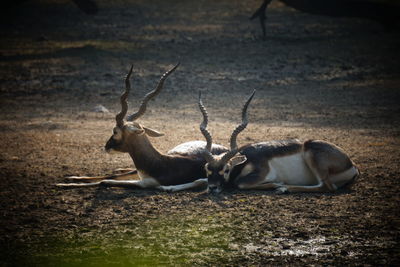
[
  {"x1": 229, "y1": 89, "x2": 256, "y2": 150},
  {"x1": 221, "y1": 90, "x2": 256, "y2": 163},
  {"x1": 198, "y1": 92, "x2": 214, "y2": 163},
  {"x1": 116, "y1": 65, "x2": 133, "y2": 127},
  {"x1": 127, "y1": 62, "x2": 180, "y2": 121}
]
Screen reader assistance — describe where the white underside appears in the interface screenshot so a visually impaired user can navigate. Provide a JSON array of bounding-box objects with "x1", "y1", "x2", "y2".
[
  {"x1": 264, "y1": 152, "x2": 317, "y2": 185},
  {"x1": 261, "y1": 152, "x2": 357, "y2": 187}
]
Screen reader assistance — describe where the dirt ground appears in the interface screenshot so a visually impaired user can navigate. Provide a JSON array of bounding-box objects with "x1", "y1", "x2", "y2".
[{"x1": 0, "y1": 0, "x2": 399, "y2": 266}]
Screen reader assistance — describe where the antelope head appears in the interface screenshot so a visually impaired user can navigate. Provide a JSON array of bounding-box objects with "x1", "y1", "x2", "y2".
[
  {"x1": 105, "y1": 63, "x2": 179, "y2": 153},
  {"x1": 199, "y1": 90, "x2": 255, "y2": 194}
]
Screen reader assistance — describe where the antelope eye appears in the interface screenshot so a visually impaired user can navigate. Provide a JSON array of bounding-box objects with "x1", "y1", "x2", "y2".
[
  {"x1": 224, "y1": 169, "x2": 229, "y2": 173},
  {"x1": 112, "y1": 128, "x2": 123, "y2": 141}
]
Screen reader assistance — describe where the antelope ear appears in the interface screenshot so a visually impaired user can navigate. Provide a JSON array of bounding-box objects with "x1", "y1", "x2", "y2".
[
  {"x1": 230, "y1": 155, "x2": 247, "y2": 167},
  {"x1": 126, "y1": 124, "x2": 145, "y2": 135},
  {"x1": 143, "y1": 127, "x2": 164, "y2": 137}
]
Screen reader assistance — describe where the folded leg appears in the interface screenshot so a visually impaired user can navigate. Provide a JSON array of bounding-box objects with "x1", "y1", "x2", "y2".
[
  {"x1": 112, "y1": 168, "x2": 136, "y2": 174},
  {"x1": 241, "y1": 182, "x2": 282, "y2": 190},
  {"x1": 277, "y1": 182, "x2": 332, "y2": 194},
  {"x1": 57, "y1": 179, "x2": 148, "y2": 189},
  {"x1": 65, "y1": 170, "x2": 138, "y2": 182},
  {"x1": 157, "y1": 178, "x2": 208, "y2": 192}
]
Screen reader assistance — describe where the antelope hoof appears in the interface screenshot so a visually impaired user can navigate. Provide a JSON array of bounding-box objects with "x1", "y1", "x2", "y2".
[
  {"x1": 275, "y1": 186, "x2": 288, "y2": 195},
  {"x1": 159, "y1": 186, "x2": 177, "y2": 192},
  {"x1": 165, "y1": 187, "x2": 176, "y2": 192}
]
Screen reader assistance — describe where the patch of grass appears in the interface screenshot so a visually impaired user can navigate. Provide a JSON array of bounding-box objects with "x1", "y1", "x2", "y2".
[{"x1": 2, "y1": 213, "x2": 239, "y2": 266}]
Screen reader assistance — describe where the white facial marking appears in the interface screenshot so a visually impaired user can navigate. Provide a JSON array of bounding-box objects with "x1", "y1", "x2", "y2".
[
  {"x1": 222, "y1": 165, "x2": 231, "y2": 181},
  {"x1": 204, "y1": 164, "x2": 212, "y2": 176},
  {"x1": 113, "y1": 127, "x2": 123, "y2": 141}
]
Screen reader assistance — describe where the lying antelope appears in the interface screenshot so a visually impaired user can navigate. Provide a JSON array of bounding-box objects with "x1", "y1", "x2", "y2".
[
  {"x1": 57, "y1": 63, "x2": 227, "y2": 191},
  {"x1": 199, "y1": 91, "x2": 359, "y2": 194}
]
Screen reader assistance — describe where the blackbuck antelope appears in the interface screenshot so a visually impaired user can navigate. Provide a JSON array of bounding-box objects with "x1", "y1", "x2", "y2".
[
  {"x1": 57, "y1": 63, "x2": 228, "y2": 191},
  {"x1": 199, "y1": 91, "x2": 359, "y2": 194}
]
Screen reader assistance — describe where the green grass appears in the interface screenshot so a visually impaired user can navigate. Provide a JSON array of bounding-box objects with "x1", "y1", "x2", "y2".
[{"x1": 2, "y1": 213, "x2": 239, "y2": 266}]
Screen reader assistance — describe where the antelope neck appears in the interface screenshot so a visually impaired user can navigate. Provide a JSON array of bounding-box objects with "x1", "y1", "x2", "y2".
[{"x1": 127, "y1": 134, "x2": 164, "y2": 172}]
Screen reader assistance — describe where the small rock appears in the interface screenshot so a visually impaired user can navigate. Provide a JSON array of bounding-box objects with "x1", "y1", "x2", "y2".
[{"x1": 92, "y1": 105, "x2": 109, "y2": 113}]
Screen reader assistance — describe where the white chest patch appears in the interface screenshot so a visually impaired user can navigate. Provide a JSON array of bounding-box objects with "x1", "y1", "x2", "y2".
[
  {"x1": 137, "y1": 169, "x2": 150, "y2": 179},
  {"x1": 264, "y1": 153, "x2": 317, "y2": 185}
]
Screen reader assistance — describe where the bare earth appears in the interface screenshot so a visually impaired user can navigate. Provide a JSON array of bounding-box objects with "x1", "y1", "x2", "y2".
[{"x1": 0, "y1": 0, "x2": 399, "y2": 265}]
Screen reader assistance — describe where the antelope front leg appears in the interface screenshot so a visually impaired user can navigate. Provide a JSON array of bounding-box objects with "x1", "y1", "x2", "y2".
[
  {"x1": 276, "y1": 182, "x2": 337, "y2": 194},
  {"x1": 112, "y1": 168, "x2": 136, "y2": 174},
  {"x1": 157, "y1": 178, "x2": 208, "y2": 192},
  {"x1": 56, "y1": 181, "x2": 102, "y2": 188},
  {"x1": 65, "y1": 169, "x2": 138, "y2": 182},
  {"x1": 57, "y1": 179, "x2": 149, "y2": 189},
  {"x1": 239, "y1": 182, "x2": 282, "y2": 191}
]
